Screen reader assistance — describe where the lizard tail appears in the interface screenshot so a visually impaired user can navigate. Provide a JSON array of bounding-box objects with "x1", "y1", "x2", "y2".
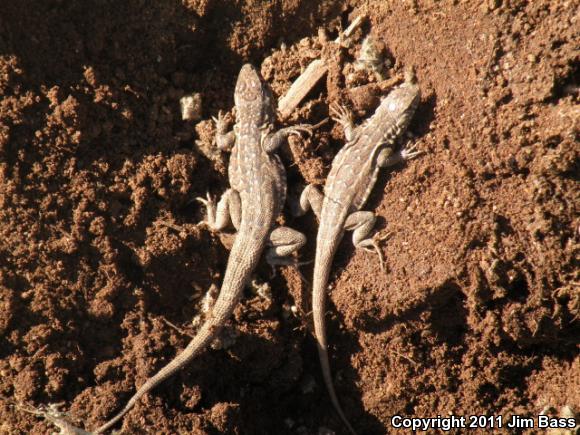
[
  {"x1": 95, "y1": 232, "x2": 264, "y2": 434},
  {"x1": 312, "y1": 238, "x2": 358, "y2": 435}
]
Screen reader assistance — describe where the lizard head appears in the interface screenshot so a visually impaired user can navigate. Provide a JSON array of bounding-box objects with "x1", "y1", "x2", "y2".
[
  {"x1": 234, "y1": 63, "x2": 274, "y2": 115},
  {"x1": 379, "y1": 80, "x2": 421, "y2": 127}
]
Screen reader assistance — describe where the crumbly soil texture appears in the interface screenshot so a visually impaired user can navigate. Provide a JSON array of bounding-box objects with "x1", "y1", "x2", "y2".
[{"x1": 0, "y1": 1, "x2": 578, "y2": 434}]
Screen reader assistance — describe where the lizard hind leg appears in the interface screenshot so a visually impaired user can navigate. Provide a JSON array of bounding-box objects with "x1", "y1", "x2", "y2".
[
  {"x1": 294, "y1": 184, "x2": 323, "y2": 219},
  {"x1": 265, "y1": 226, "x2": 308, "y2": 280},
  {"x1": 196, "y1": 188, "x2": 241, "y2": 231},
  {"x1": 261, "y1": 123, "x2": 313, "y2": 153},
  {"x1": 344, "y1": 211, "x2": 387, "y2": 271}
]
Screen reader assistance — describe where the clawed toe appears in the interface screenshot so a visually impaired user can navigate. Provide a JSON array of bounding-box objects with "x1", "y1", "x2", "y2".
[
  {"x1": 361, "y1": 236, "x2": 387, "y2": 272},
  {"x1": 196, "y1": 193, "x2": 217, "y2": 228},
  {"x1": 329, "y1": 102, "x2": 351, "y2": 124},
  {"x1": 372, "y1": 242, "x2": 386, "y2": 272},
  {"x1": 401, "y1": 142, "x2": 424, "y2": 160},
  {"x1": 213, "y1": 110, "x2": 229, "y2": 132},
  {"x1": 195, "y1": 192, "x2": 214, "y2": 206},
  {"x1": 374, "y1": 231, "x2": 392, "y2": 243}
]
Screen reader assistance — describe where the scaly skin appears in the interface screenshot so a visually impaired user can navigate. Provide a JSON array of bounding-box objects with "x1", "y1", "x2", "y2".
[
  {"x1": 95, "y1": 64, "x2": 310, "y2": 433},
  {"x1": 299, "y1": 76, "x2": 421, "y2": 434}
]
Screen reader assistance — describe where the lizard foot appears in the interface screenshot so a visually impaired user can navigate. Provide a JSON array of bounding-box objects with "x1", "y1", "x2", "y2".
[
  {"x1": 259, "y1": 122, "x2": 276, "y2": 147},
  {"x1": 329, "y1": 102, "x2": 353, "y2": 127},
  {"x1": 195, "y1": 192, "x2": 217, "y2": 228},
  {"x1": 330, "y1": 102, "x2": 356, "y2": 141},
  {"x1": 212, "y1": 110, "x2": 236, "y2": 151},
  {"x1": 211, "y1": 110, "x2": 230, "y2": 134},
  {"x1": 400, "y1": 140, "x2": 423, "y2": 161},
  {"x1": 361, "y1": 232, "x2": 390, "y2": 272}
]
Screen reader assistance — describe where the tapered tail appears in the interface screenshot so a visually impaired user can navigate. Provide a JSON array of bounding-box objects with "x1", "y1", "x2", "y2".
[
  {"x1": 95, "y1": 231, "x2": 264, "y2": 434},
  {"x1": 312, "y1": 237, "x2": 358, "y2": 435}
]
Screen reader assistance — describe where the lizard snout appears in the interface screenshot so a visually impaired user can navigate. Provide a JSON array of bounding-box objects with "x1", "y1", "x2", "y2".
[{"x1": 235, "y1": 63, "x2": 264, "y2": 102}]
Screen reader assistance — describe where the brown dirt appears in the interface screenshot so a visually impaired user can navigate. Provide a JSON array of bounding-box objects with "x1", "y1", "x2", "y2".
[{"x1": 0, "y1": 1, "x2": 578, "y2": 434}]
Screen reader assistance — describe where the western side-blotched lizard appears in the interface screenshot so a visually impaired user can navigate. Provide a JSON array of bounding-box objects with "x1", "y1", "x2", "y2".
[
  {"x1": 94, "y1": 63, "x2": 312, "y2": 433},
  {"x1": 297, "y1": 73, "x2": 421, "y2": 434}
]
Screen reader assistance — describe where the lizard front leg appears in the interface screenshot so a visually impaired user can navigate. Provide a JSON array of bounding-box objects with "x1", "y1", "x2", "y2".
[
  {"x1": 344, "y1": 210, "x2": 386, "y2": 271},
  {"x1": 330, "y1": 102, "x2": 356, "y2": 142},
  {"x1": 196, "y1": 188, "x2": 241, "y2": 231},
  {"x1": 261, "y1": 123, "x2": 313, "y2": 153},
  {"x1": 213, "y1": 110, "x2": 236, "y2": 151}
]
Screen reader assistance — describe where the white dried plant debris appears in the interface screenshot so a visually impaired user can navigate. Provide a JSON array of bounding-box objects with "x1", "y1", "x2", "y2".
[
  {"x1": 14, "y1": 403, "x2": 90, "y2": 435},
  {"x1": 354, "y1": 35, "x2": 390, "y2": 79},
  {"x1": 249, "y1": 278, "x2": 272, "y2": 301},
  {"x1": 317, "y1": 27, "x2": 329, "y2": 44},
  {"x1": 191, "y1": 283, "x2": 219, "y2": 328},
  {"x1": 180, "y1": 92, "x2": 202, "y2": 121},
  {"x1": 542, "y1": 405, "x2": 579, "y2": 435},
  {"x1": 560, "y1": 406, "x2": 577, "y2": 420}
]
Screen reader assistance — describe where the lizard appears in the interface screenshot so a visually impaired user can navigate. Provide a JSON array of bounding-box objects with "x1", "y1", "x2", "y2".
[
  {"x1": 297, "y1": 72, "x2": 422, "y2": 434},
  {"x1": 94, "y1": 63, "x2": 312, "y2": 433}
]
